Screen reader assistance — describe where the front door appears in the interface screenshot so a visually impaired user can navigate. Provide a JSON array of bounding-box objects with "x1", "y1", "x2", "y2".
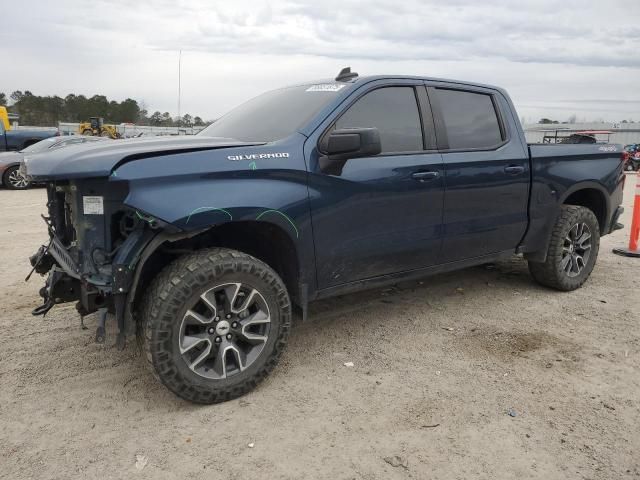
[{"x1": 307, "y1": 84, "x2": 445, "y2": 289}]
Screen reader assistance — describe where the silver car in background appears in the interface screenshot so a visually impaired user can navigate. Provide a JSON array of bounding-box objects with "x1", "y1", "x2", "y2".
[{"x1": 0, "y1": 135, "x2": 108, "y2": 190}]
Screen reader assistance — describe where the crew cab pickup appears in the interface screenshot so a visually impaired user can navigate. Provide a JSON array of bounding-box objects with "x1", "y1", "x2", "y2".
[
  {"x1": 24, "y1": 68, "x2": 625, "y2": 404},
  {"x1": 0, "y1": 107, "x2": 58, "y2": 152}
]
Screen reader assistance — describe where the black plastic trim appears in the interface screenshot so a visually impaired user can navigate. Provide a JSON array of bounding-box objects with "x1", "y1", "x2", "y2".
[{"x1": 416, "y1": 86, "x2": 438, "y2": 150}]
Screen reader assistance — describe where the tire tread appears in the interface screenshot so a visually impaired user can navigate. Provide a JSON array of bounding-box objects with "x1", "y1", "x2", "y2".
[
  {"x1": 528, "y1": 205, "x2": 600, "y2": 291},
  {"x1": 139, "y1": 247, "x2": 291, "y2": 404}
]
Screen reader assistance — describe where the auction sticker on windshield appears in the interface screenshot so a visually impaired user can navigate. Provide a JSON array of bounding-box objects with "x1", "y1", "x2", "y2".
[{"x1": 305, "y1": 84, "x2": 346, "y2": 92}]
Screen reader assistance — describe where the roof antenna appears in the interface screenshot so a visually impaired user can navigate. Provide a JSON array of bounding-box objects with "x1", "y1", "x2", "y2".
[{"x1": 335, "y1": 67, "x2": 358, "y2": 82}]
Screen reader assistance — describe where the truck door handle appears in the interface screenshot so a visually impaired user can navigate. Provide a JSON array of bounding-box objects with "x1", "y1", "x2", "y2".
[
  {"x1": 411, "y1": 171, "x2": 439, "y2": 181},
  {"x1": 504, "y1": 165, "x2": 525, "y2": 175}
]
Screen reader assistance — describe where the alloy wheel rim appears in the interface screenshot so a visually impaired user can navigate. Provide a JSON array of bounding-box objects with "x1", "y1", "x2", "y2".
[
  {"x1": 178, "y1": 282, "x2": 271, "y2": 379},
  {"x1": 8, "y1": 169, "x2": 29, "y2": 188},
  {"x1": 561, "y1": 222, "x2": 592, "y2": 277}
]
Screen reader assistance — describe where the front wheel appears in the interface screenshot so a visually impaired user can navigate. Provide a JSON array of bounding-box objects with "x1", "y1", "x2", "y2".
[
  {"x1": 3, "y1": 165, "x2": 31, "y2": 190},
  {"x1": 528, "y1": 205, "x2": 600, "y2": 291},
  {"x1": 140, "y1": 248, "x2": 291, "y2": 404}
]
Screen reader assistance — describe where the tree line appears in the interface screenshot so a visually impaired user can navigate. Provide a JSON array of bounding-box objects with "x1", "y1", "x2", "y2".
[{"x1": 0, "y1": 91, "x2": 210, "y2": 128}]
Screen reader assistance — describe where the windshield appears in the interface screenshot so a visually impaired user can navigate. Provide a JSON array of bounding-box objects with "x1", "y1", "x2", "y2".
[
  {"x1": 198, "y1": 84, "x2": 346, "y2": 142},
  {"x1": 21, "y1": 137, "x2": 59, "y2": 153}
]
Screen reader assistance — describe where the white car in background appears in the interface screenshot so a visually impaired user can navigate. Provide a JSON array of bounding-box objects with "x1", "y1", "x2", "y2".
[{"x1": 0, "y1": 135, "x2": 108, "y2": 190}]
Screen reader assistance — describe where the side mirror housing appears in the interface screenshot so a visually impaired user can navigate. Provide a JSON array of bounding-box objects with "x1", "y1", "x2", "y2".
[{"x1": 322, "y1": 128, "x2": 381, "y2": 160}]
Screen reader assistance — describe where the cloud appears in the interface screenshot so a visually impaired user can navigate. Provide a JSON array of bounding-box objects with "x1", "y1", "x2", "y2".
[
  {"x1": 1, "y1": 0, "x2": 639, "y2": 121},
  {"x1": 147, "y1": 0, "x2": 640, "y2": 67}
]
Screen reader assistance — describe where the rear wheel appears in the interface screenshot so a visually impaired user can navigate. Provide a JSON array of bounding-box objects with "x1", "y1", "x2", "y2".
[
  {"x1": 3, "y1": 165, "x2": 30, "y2": 190},
  {"x1": 140, "y1": 248, "x2": 291, "y2": 404},
  {"x1": 528, "y1": 205, "x2": 600, "y2": 291}
]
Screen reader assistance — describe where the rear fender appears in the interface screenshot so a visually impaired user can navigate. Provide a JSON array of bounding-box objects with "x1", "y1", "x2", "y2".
[{"x1": 522, "y1": 180, "x2": 611, "y2": 262}]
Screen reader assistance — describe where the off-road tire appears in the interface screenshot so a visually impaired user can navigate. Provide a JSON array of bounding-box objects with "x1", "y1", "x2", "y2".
[
  {"x1": 140, "y1": 248, "x2": 291, "y2": 404},
  {"x1": 528, "y1": 205, "x2": 600, "y2": 291}
]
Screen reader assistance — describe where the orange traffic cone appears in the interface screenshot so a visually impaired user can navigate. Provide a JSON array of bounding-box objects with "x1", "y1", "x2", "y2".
[{"x1": 613, "y1": 171, "x2": 640, "y2": 257}]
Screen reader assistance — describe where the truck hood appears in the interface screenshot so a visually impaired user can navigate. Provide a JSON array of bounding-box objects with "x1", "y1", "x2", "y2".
[{"x1": 24, "y1": 135, "x2": 263, "y2": 180}]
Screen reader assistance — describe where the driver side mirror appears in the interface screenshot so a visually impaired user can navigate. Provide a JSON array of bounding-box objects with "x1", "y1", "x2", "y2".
[
  {"x1": 321, "y1": 127, "x2": 381, "y2": 160},
  {"x1": 318, "y1": 127, "x2": 381, "y2": 175}
]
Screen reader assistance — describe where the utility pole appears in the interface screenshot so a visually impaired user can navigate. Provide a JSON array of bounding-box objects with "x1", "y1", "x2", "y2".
[{"x1": 178, "y1": 49, "x2": 182, "y2": 125}]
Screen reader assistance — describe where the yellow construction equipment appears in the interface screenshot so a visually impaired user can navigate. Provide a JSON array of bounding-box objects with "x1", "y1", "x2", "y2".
[
  {"x1": 78, "y1": 117, "x2": 120, "y2": 138},
  {"x1": 0, "y1": 106, "x2": 11, "y2": 131}
]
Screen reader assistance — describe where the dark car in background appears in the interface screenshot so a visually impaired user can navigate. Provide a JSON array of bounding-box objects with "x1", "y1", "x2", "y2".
[{"x1": 0, "y1": 135, "x2": 108, "y2": 189}]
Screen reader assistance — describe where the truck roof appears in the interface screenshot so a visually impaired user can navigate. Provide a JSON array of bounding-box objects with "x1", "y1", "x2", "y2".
[
  {"x1": 290, "y1": 71, "x2": 504, "y2": 94},
  {"x1": 353, "y1": 74, "x2": 503, "y2": 91}
]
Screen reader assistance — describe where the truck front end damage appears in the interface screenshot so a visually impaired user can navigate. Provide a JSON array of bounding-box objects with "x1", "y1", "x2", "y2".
[{"x1": 30, "y1": 179, "x2": 162, "y2": 348}]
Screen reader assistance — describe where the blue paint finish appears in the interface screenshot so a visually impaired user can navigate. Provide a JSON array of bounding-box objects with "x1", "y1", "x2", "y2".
[
  {"x1": 438, "y1": 144, "x2": 531, "y2": 261},
  {"x1": 256, "y1": 210, "x2": 299, "y2": 238},
  {"x1": 185, "y1": 207, "x2": 233, "y2": 224}
]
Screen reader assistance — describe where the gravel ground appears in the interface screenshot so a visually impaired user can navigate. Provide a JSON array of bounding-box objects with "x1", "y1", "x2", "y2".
[{"x1": 0, "y1": 179, "x2": 638, "y2": 480}]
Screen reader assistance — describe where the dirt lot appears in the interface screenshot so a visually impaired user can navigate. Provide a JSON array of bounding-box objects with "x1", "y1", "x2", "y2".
[{"x1": 0, "y1": 180, "x2": 638, "y2": 480}]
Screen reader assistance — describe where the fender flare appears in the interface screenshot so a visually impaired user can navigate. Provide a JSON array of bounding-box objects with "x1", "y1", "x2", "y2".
[
  {"x1": 123, "y1": 227, "x2": 208, "y2": 334},
  {"x1": 557, "y1": 180, "x2": 611, "y2": 230},
  {"x1": 523, "y1": 180, "x2": 611, "y2": 263}
]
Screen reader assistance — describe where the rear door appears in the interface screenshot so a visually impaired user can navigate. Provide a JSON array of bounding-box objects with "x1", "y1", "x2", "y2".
[
  {"x1": 428, "y1": 84, "x2": 530, "y2": 261},
  {"x1": 307, "y1": 82, "x2": 445, "y2": 288}
]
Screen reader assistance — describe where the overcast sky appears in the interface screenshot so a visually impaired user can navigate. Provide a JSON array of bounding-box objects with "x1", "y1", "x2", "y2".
[{"x1": 2, "y1": 0, "x2": 639, "y2": 123}]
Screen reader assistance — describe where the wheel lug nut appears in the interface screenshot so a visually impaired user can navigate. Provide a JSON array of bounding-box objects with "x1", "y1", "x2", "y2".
[
  {"x1": 232, "y1": 322, "x2": 238, "y2": 328},
  {"x1": 226, "y1": 334, "x2": 232, "y2": 340},
  {"x1": 208, "y1": 327, "x2": 215, "y2": 334},
  {"x1": 226, "y1": 314, "x2": 232, "y2": 319},
  {"x1": 214, "y1": 316, "x2": 220, "y2": 321},
  {"x1": 215, "y1": 336, "x2": 221, "y2": 343}
]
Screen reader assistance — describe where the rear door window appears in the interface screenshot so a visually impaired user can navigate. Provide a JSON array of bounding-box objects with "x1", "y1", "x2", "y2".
[
  {"x1": 335, "y1": 87, "x2": 423, "y2": 153},
  {"x1": 434, "y1": 89, "x2": 503, "y2": 150}
]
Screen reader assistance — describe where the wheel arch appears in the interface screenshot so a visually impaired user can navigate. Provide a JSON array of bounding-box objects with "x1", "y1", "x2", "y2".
[
  {"x1": 524, "y1": 181, "x2": 610, "y2": 262},
  {"x1": 2, "y1": 163, "x2": 27, "y2": 189},
  {"x1": 128, "y1": 220, "x2": 305, "y2": 326},
  {"x1": 1, "y1": 162, "x2": 21, "y2": 185},
  {"x1": 559, "y1": 182, "x2": 610, "y2": 233}
]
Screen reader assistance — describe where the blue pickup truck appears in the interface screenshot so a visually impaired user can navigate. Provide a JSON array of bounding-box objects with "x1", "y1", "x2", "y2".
[
  {"x1": 0, "y1": 115, "x2": 58, "y2": 152},
  {"x1": 25, "y1": 69, "x2": 625, "y2": 403}
]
